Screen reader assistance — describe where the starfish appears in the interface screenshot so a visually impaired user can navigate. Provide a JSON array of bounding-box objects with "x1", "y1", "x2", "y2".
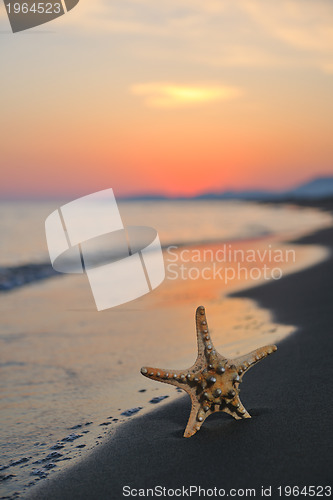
[{"x1": 141, "y1": 305, "x2": 277, "y2": 437}]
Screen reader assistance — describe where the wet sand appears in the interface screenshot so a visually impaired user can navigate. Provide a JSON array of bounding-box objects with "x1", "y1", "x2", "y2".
[{"x1": 25, "y1": 226, "x2": 333, "y2": 499}]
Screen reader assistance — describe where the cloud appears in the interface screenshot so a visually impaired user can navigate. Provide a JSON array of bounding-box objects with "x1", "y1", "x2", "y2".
[
  {"x1": 241, "y1": 0, "x2": 333, "y2": 73},
  {"x1": 1, "y1": 0, "x2": 332, "y2": 75},
  {"x1": 130, "y1": 82, "x2": 242, "y2": 108},
  {"x1": 60, "y1": 0, "x2": 332, "y2": 74}
]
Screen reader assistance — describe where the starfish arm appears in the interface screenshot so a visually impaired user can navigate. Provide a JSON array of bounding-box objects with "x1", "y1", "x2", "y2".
[
  {"x1": 222, "y1": 406, "x2": 243, "y2": 420},
  {"x1": 183, "y1": 394, "x2": 205, "y2": 438},
  {"x1": 224, "y1": 395, "x2": 251, "y2": 419},
  {"x1": 140, "y1": 366, "x2": 190, "y2": 390},
  {"x1": 195, "y1": 305, "x2": 212, "y2": 357},
  {"x1": 236, "y1": 398, "x2": 251, "y2": 419},
  {"x1": 234, "y1": 345, "x2": 277, "y2": 375},
  {"x1": 194, "y1": 306, "x2": 226, "y2": 367},
  {"x1": 194, "y1": 306, "x2": 228, "y2": 373}
]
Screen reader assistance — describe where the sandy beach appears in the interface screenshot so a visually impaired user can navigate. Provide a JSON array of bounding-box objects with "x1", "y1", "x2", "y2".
[{"x1": 22, "y1": 222, "x2": 333, "y2": 500}]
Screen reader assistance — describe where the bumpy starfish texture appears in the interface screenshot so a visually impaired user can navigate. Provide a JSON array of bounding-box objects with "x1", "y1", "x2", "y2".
[{"x1": 141, "y1": 306, "x2": 277, "y2": 438}]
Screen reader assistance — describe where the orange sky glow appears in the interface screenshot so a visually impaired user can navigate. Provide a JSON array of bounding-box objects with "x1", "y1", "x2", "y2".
[{"x1": 0, "y1": 0, "x2": 332, "y2": 198}]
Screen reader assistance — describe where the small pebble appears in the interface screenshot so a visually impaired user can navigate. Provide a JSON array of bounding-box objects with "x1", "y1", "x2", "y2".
[
  {"x1": 61, "y1": 433, "x2": 82, "y2": 442},
  {"x1": 9, "y1": 458, "x2": 29, "y2": 467},
  {"x1": 44, "y1": 452, "x2": 62, "y2": 461},
  {"x1": 149, "y1": 396, "x2": 169, "y2": 404},
  {"x1": 43, "y1": 463, "x2": 56, "y2": 470},
  {"x1": 30, "y1": 470, "x2": 48, "y2": 478},
  {"x1": 0, "y1": 474, "x2": 16, "y2": 481},
  {"x1": 49, "y1": 444, "x2": 64, "y2": 451},
  {"x1": 121, "y1": 407, "x2": 142, "y2": 417}
]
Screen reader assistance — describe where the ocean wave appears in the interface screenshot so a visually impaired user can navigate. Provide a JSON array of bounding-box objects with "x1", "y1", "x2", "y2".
[{"x1": 0, "y1": 263, "x2": 58, "y2": 292}]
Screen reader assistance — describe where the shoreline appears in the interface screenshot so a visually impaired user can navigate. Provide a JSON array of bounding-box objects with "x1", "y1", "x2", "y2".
[
  {"x1": 25, "y1": 225, "x2": 333, "y2": 499},
  {"x1": 0, "y1": 233, "x2": 312, "y2": 293},
  {"x1": 0, "y1": 236, "x2": 287, "y2": 293},
  {"x1": 1, "y1": 198, "x2": 332, "y2": 294}
]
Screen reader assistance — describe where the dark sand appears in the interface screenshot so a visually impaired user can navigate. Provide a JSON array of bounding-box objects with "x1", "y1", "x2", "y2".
[{"x1": 27, "y1": 227, "x2": 333, "y2": 499}]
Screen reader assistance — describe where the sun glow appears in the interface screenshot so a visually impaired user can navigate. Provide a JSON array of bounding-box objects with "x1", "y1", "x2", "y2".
[{"x1": 130, "y1": 83, "x2": 242, "y2": 108}]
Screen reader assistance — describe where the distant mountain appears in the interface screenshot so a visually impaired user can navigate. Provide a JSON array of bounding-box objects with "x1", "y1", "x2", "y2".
[
  {"x1": 198, "y1": 176, "x2": 333, "y2": 200},
  {"x1": 207, "y1": 176, "x2": 333, "y2": 200},
  {"x1": 119, "y1": 193, "x2": 169, "y2": 201},
  {"x1": 194, "y1": 189, "x2": 280, "y2": 201},
  {"x1": 287, "y1": 176, "x2": 333, "y2": 199},
  {"x1": 119, "y1": 176, "x2": 333, "y2": 201}
]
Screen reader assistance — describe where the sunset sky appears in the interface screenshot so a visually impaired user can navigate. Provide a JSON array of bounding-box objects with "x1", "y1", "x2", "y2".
[{"x1": 0, "y1": 0, "x2": 332, "y2": 198}]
